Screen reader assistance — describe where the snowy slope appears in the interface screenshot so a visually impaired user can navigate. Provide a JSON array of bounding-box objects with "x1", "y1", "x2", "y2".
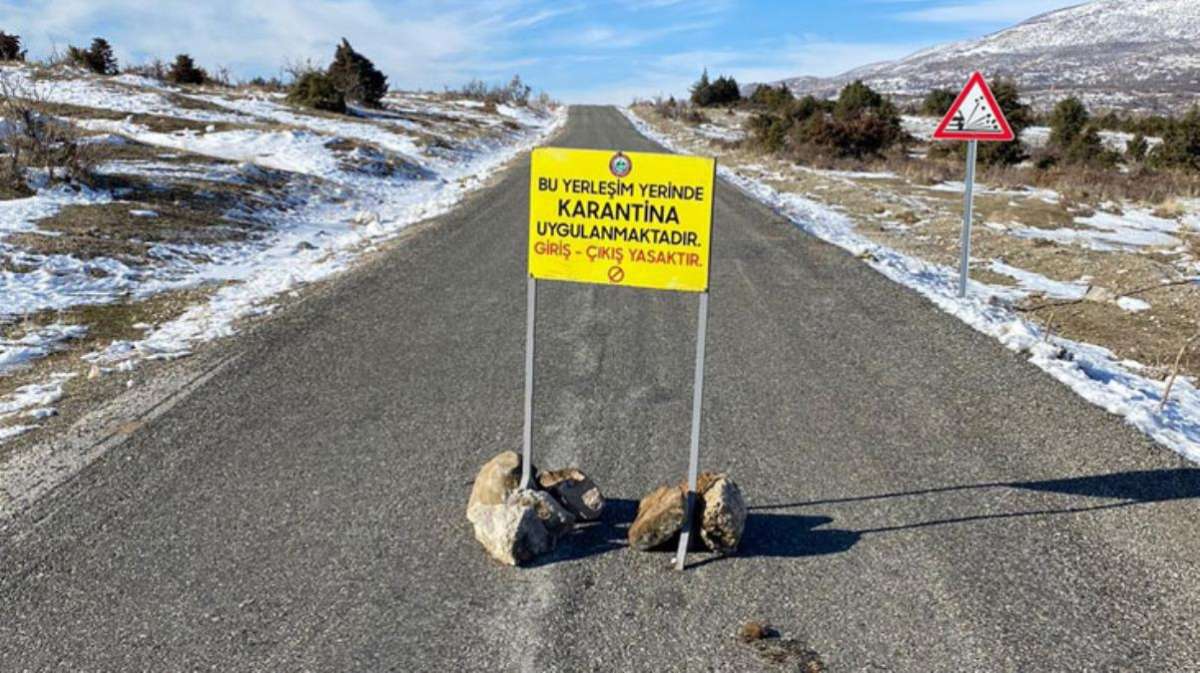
[
  {"x1": 0, "y1": 65, "x2": 564, "y2": 442},
  {"x1": 756, "y1": 0, "x2": 1200, "y2": 113}
]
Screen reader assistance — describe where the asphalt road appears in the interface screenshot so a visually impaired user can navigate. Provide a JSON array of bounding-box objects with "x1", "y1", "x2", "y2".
[{"x1": 3, "y1": 106, "x2": 1199, "y2": 672}]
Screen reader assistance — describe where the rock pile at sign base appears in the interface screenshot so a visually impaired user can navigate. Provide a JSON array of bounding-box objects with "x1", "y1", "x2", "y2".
[
  {"x1": 466, "y1": 451, "x2": 605, "y2": 566},
  {"x1": 537, "y1": 468, "x2": 605, "y2": 521},
  {"x1": 628, "y1": 472, "x2": 746, "y2": 554}
]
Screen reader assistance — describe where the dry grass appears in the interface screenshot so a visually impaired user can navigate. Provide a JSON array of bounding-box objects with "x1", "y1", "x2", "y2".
[{"x1": 634, "y1": 105, "x2": 1200, "y2": 380}]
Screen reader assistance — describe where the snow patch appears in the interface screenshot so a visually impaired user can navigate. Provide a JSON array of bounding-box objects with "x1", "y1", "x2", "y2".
[
  {"x1": 989, "y1": 261, "x2": 1089, "y2": 300},
  {"x1": 623, "y1": 105, "x2": 1200, "y2": 463}
]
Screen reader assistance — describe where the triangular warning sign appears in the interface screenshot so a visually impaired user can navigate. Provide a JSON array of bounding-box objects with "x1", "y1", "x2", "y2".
[{"x1": 932, "y1": 72, "x2": 1015, "y2": 142}]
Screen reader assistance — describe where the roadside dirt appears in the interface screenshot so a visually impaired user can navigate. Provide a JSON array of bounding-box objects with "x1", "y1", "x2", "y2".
[{"x1": 634, "y1": 106, "x2": 1200, "y2": 380}]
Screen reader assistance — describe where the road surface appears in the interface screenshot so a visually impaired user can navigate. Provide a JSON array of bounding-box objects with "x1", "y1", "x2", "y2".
[{"x1": 2, "y1": 106, "x2": 1199, "y2": 672}]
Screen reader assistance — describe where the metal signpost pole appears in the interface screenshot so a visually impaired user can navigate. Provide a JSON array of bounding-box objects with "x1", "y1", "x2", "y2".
[
  {"x1": 674, "y1": 291, "x2": 710, "y2": 571},
  {"x1": 520, "y1": 276, "x2": 536, "y2": 489},
  {"x1": 958, "y1": 139, "x2": 978, "y2": 298}
]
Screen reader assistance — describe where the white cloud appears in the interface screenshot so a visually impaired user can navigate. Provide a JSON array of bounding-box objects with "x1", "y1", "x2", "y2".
[
  {"x1": 0, "y1": 0, "x2": 569, "y2": 88},
  {"x1": 557, "y1": 37, "x2": 927, "y2": 104}
]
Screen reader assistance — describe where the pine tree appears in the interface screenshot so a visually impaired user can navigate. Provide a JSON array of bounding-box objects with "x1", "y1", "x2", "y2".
[
  {"x1": 1150, "y1": 106, "x2": 1200, "y2": 171},
  {"x1": 0, "y1": 32, "x2": 25, "y2": 61},
  {"x1": 976, "y1": 79, "x2": 1031, "y2": 166},
  {"x1": 1049, "y1": 97, "x2": 1089, "y2": 149},
  {"x1": 287, "y1": 71, "x2": 346, "y2": 113},
  {"x1": 1125, "y1": 133, "x2": 1148, "y2": 163},
  {"x1": 69, "y1": 37, "x2": 118, "y2": 75},
  {"x1": 834, "y1": 80, "x2": 883, "y2": 118},
  {"x1": 168, "y1": 54, "x2": 207, "y2": 85},
  {"x1": 690, "y1": 69, "x2": 712, "y2": 107},
  {"x1": 327, "y1": 39, "x2": 388, "y2": 108},
  {"x1": 921, "y1": 89, "x2": 956, "y2": 117}
]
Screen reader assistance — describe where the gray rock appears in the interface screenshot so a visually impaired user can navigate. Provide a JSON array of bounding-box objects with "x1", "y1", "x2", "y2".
[
  {"x1": 469, "y1": 496, "x2": 551, "y2": 566},
  {"x1": 509, "y1": 488, "x2": 576, "y2": 539},
  {"x1": 467, "y1": 450, "x2": 524, "y2": 514},
  {"x1": 537, "y1": 468, "x2": 604, "y2": 521},
  {"x1": 628, "y1": 484, "x2": 686, "y2": 551},
  {"x1": 697, "y1": 472, "x2": 747, "y2": 553}
]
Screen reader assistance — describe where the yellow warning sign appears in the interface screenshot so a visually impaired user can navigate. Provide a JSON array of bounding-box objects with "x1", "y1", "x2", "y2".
[{"x1": 529, "y1": 147, "x2": 715, "y2": 293}]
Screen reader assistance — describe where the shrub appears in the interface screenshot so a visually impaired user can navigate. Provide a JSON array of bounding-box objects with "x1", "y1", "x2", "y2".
[
  {"x1": 0, "y1": 31, "x2": 25, "y2": 61},
  {"x1": 921, "y1": 89, "x2": 956, "y2": 117},
  {"x1": 1049, "y1": 97, "x2": 1089, "y2": 149},
  {"x1": 710, "y1": 75, "x2": 740, "y2": 105},
  {"x1": 979, "y1": 79, "x2": 1031, "y2": 165},
  {"x1": 745, "y1": 113, "x2": 788, "y2": 152},
  {"x1": 690, "y1": 69, "x2": 739, "y2": 107},
  {"x1": 327, "y1": 38, "x2": 387, "y2": 108},
  {"x1": 0, "y1": 75, "x2": 93, "y2": 192},
  {"x1": 1062, "y1": 125, "x2": 1118, "y2": 168},
  {"x1": 1126, "y1": 133, "x2": 1149, "y2": 163},
  {"x1": 167, "y1": 54, "x2": 207, "y2": 85},
  {"x1": 454, "y1": 75, "x2": 533, "y2": 107},
  {"x1": 123, "y1": 58, "x2": 166, "y2": 81},
  {"x1": 68, "y1": 38, "x2": 118, "y2": 75},
  {"x1": 748, "y1": 84, "x2": 793, "y2": 111},
  {"x1": 1149, "y1": 106, "x2": 1200, "y2": 172},
  {"x1": 651, "y1": 96, "x2": 706, "y2": 125},
  {"x1": 287, "y1": 71, "x2": 346, "y2": 113},
  {"x1": 932, "y1": 78, "x2": 1031, "y2": 166},
  {"x1": 246, "y1": 75, "x2": 287, "y2": 92},
  {"x1": 745, "y1": 81, "x2": 903, "y2": 159},
  {"x1": 834, "y1": 80, "x2": 883, "y2": 119},
  {"x1": 690, "y1": 69, "x2": 712, "y2": 107}
]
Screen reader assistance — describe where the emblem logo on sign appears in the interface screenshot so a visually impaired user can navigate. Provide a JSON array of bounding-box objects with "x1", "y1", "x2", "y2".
[{"x1": 609, "y1": 152, "x2": 632, "y2": 178}]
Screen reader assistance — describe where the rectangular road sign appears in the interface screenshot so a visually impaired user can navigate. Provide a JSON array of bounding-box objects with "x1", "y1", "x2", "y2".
[{"x1": 529, "y1": 147, "x2": 716, "y2": 293}]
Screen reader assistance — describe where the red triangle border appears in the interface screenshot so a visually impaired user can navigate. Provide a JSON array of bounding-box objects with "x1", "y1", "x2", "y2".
[{"x1": 931, "y1": 71, "x2": 1016, "y2": 142}]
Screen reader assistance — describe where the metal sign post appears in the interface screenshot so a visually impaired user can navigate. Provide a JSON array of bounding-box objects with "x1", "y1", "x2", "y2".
[
  {"x1": 674, "y1": 291, "x2": 709, "y2": 571},
  {"x1": 520, "y1": 276, "x2": 537, "y2": 489},
  {"x1": 930, "y1": 71, "x2": 1015, "y2": 299},
  {"x1": 958, "y1": 139, "x2": 978, "y2": 298},
  {"x1": 526, "y1": 147, "x2": 717, "y2": 571}
]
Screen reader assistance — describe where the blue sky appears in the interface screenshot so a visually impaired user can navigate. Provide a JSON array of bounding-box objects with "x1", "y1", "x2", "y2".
[{"x1": 1, "y1": 0, "x2": 1083, "y2": 102}]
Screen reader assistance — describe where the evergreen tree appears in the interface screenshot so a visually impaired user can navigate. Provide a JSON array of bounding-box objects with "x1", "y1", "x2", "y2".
[
  {"x1": 287, "y1": 71, "x2": 346, "y2": 113},
  {"x1": 1062, "y1": 125, "x2": 1113, "y2": 167},
  {"x1": 328, "y1": 39, "x2": 388, "y2": 108},
  {"x1": 708, "y1": 75, "x2": 741, "y2": 105},
  {"x1": 921, "y1": 88, "x2": 956, "y2": 117},
  {"x1": 0, "y1": 32, "x2": 25, "y2": 61},
  {"x1": 834, "y1": 80, "x2": 883, "y2": 119},
  {"x1": 690, "y1": 68, "x2": 713, "y2": 107},
  {"x1": 167, "y1": 54, "x2": 207, "y2": 85},
  {"x1": 68, "y1": 37, "x2": 118, "y2": 75},
  {"x1": 749, "y1": 84, "x2": 793, "y2": 111},
  {"x1": 976, "y1": 79, "x2": 1031, "y2": 166},
  {"x1": 1049, "y1": 97, "x2": 1089, "y2": 149},
  {"x1": 1125, "y1": 133, "x2": 1149, "y2": 163},
  {"x1": 1150, "y1": 106, "x2": 1200, "y2": 171}
]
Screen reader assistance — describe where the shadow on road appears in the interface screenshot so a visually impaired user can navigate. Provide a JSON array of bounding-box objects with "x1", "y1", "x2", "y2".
[
  {"x1": 747, "y1": 468, "x2": 1200, "y2": 535},
  {"x1": 528, "y1": 498, "x2": 638, "y2": 566},
  {"x1": 531, "y1": 499, "x2": 861, "y2": 567}
]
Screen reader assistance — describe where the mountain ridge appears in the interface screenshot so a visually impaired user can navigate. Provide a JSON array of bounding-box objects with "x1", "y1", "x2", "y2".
[{"x1": 750, "y1": 0, "x2": 1200, "y2": 113}]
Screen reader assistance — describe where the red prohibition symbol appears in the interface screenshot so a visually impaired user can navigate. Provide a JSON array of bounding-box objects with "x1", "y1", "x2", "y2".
[{"x1": 608, "y1": 265, "x2": 625, "y2": 283}]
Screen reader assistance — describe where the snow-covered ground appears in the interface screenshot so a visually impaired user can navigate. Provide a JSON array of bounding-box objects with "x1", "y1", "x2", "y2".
[
  {"x1": 0, "y1": 66, "x2": 564, "y2": 442},
  {"x1": 1011, "y1": 208, "x2": 1185, "y2": 252},
  {"x1": 902, "y1": 115, "x2": 1164, "y2": 153},
  {"x1": 624, "y1": 106, "x2": 1200, "y2": 463}
]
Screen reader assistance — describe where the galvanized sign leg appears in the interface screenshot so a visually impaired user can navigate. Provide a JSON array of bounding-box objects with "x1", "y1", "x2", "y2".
[
  {"x1": 675, "y1": 291, "x2": 710, "y2": 571},
  {"x1": 958, "y1": 139, "x2": 978, "y2": 298},
  {"x1": 520, "y1": 276, "x2": 536, "y2": 490}
]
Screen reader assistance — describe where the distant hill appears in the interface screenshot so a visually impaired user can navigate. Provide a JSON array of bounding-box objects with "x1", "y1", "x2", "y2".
[{"x1": 748, "y1": 0, "x2": 1200, "y2": 114}]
